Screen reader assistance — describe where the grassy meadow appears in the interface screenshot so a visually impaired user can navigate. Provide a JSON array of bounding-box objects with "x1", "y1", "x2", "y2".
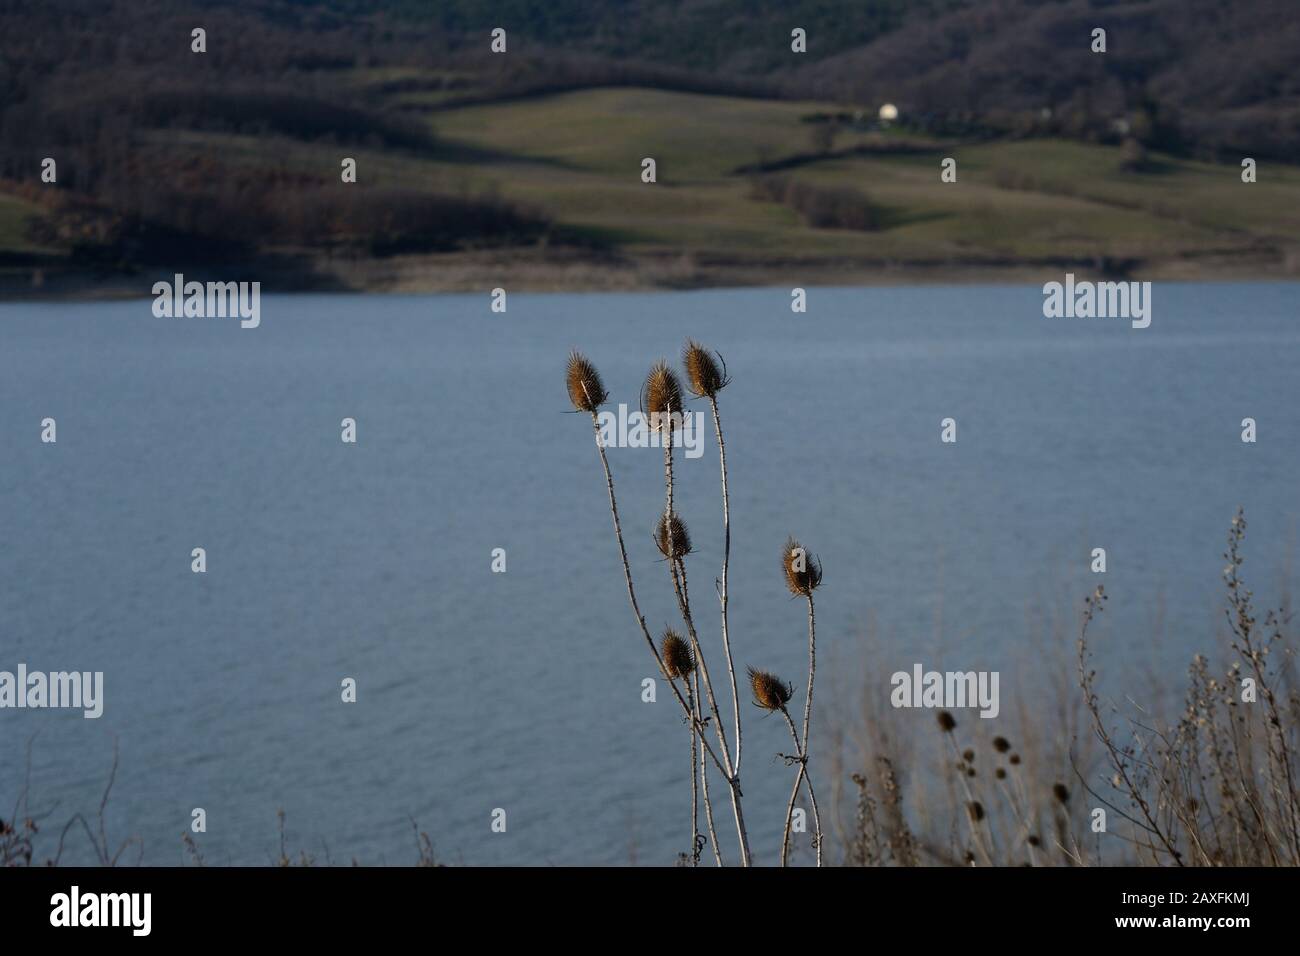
[{"x1": 5, "y1": 79, "x2": 1300, "y2": 295}]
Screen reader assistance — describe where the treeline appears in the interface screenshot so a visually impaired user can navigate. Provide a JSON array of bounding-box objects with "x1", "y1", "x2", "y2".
[
  {"x1": 749, "y1": 176, "x2": 888, "y2": 231},
  {"x1": 422, "y1": 54, "x2": 781, "y2": 110},
  {"x1": 327, "y1": 0, "x2": 1300, "y2": 160},
  {"x1": 7, "y1": 0, "x2": 1294, "y2": 161},
  {"x1": 0, "y1": 1, "x2": 558, "y2": 267},
  {"x1": 380, "y1": 0, "x2": 965, "y2": 75},
  {"x1": 793, "y1": 0, "x2": 1300, "y2": 161},
  {"x1": 24, "y1": 173, "x2": 551, "y2": 267}
]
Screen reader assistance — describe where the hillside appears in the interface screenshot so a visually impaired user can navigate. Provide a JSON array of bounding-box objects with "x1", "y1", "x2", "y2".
[
  {"x1": 795, "y1": 0, "x2": 1300, "y2": 161},
  {"x1": 1, "y1": 0, "x2": 1298, "y2": 294},
  {"x1": 353, "y1": 0, "x2": 1300, "y2": 160}
]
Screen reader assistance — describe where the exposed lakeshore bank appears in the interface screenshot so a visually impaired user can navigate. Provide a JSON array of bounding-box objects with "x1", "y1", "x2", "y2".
[{"x1": 4, "y1": 246, "x2": 1298, "y2": 301}]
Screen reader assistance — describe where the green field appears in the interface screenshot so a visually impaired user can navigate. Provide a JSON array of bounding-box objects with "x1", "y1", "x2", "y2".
[
  {"x1": 0, "y1": 194, "x2": 53, "y2": 256},
  {"x1": 426, "y1": 86, "x2": 1300, "y2": 271},
  {"x1": 7, "y1": 83, "x2": 1300, "y2": 290}
]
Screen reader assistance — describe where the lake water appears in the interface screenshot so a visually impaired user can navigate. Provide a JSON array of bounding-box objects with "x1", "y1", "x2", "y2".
[{"x1": 1, "y1": 282, "x2": 1297, "y2": 865}]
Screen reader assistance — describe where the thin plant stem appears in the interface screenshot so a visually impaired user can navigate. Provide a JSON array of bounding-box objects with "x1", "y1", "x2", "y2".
[
  {"x1": 1077, "y1": 587, "x2": 1184, "y2": 865},
  {"x1": 586, "y1": 412, "x2": 729, "y2": 777},
  {"x1": 674, "y1": 561, "x2": 729, "y2": 760},
  {"x1": 687, "y1": 682, "x2": 699, "y2": 866},
  {"x1": 943, "y1": 732, "x2": 994, "y2": 866},
  {"x1": 696, "y1": 668, "x2": 725, "y2": 866},
  {"x1": 780, "y1": 707, "x2": 825, "y2": 866},
  {"x1": 672, "y1": 558, "x2": 753, "y2": 864},
  {"x1": 709, "y1": 395, "x2": 742, "y2": 774},
  {"x1": 664, "y1": 421, "x2": 752, "y2": 865},
  {"x1": 802, "y1": 592, "x2": 822, "y2": 861},
  {"x1": 802, "y1": 595, "x2": 816, "y2": 763},
  {"x1": 781, "y1": 762, "x2": 808, "y2": 866},
  {"x1": 806, "y1": 763, "x2": 824, "y2": 866}
]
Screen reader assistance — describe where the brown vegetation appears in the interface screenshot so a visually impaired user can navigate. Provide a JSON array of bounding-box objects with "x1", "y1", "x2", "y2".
[
  {"x1": 749, "y1": 175, "x2": 887, "y2": 231},
  {"x1": 832, "y1": 509, "x2": 1299, "y2": 866},
  {"x1": 568, "y1": 344, "x2": 827, "y2": 866}
]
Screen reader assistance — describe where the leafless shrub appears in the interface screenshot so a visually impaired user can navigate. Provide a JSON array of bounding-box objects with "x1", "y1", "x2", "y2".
[
  {"x1": 834, "y1": 508, "x2": 1297, "y2": 867},
  {"x1": 749, "y1": 175, "x2": 887, "y2": 231}
]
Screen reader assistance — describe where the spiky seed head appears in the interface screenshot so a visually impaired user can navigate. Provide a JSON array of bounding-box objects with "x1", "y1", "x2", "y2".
[
  {"x1": 937, "y1": 710, "x2": 956, "y2": 732},
  {"x1": 782, "y1": 536, "x2": 822, "y2": 595},
  {"x1": 995, "y1": 767, "x2": 1007, "y2": 780},
  {"x1": 1009, "y1": 753, "x2": 1021, "y2": 765},
  {"x1": 682, "y1": 339, "x2": 729, "y2": 398},
  {"x1": 967, "y1": 801, "x2": 985, "y2": 822},
  {"x1": 962, "y1": 749, "x2": 975, "y2": 762},
  {"x1": 747, "y1": 666, "x2": 793, "y2": 711},
  {"x1": 642, "y1": 360, "x2": 684, "y2": 433},
  {"x1": 566, "y1": 350, "x2": 608, "y2": 412},
  {"x1": 1052, "y1": 783, "x2": 1070, "y2": 804},
  {"x1": 655, "y1": 512, "x2": 692, "y2": 559},
  {"x1": 992, "y1": 736, "x2": 1011, "y2": 753},
  {"x1": 1027, "y1": 834, "x2": 1041, "y2": 847},
  {"x1": 660, "y1": 628, "x2": 695, "y2": 679}
]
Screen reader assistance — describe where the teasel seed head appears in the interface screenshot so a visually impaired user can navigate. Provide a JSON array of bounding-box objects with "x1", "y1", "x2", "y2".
[
  {"x1": 992, "y1": 736, "x2": 1011, "y2": 753},
  {"x1": 655, "y1": 511, "x2": 692, "y2": 560},
  {"x1": 995, "y1": 767, "x2": 1007, "y2": 780},
  {"x1": 660, "y1": 628, "x2": 695, "y2": 680},
  {"x1": 682, "y1": 339, "x2": 729, "y2": 398},
  {"x1": 937, "y1": 711, "x2": 957, "y2": 733},
  {"x1": 747, "y1": 666, "x2": 794, "y2": 711},
  {"x1": 967, "y1": 801, "x2": 985, "y2": 822},
  {"x1": 1009, "y1": 753, "x2": 1021, "y2": 765},
  {"x1": 782, "y1": 536, "x2": 823, "y2": 595},
  {"x1": 1052, "y1": 783, "x2": 1070, "y2": 804},
  {"x1": 642, "y1": 360, "x2": 684, "y2": 433},
  {"x1": 962, "y1": 749, "x2": 975, "y2": 762},
  {"x1": 566, "y1": 350, "x2": 608, "y2": 412}
]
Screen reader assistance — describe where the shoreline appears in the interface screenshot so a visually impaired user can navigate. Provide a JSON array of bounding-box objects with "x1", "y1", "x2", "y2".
[{"x1": 4, "y1": 247, "x2": 1298, "y2": 302}]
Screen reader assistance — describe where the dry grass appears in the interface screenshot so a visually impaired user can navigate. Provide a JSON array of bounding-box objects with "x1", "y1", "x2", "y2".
[{"x1": 830, "y1": 508, "x2": 1298, "y2": 866}]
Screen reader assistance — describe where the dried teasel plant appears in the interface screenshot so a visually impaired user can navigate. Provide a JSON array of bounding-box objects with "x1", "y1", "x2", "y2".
[
  {"x1": 782, "y1": 536, "x2": 823, "y2": 596},
  {"x1": 650, "y1": 351, "x2": 747, "y2": 867},
  {"x1": 933, "y1": 700, "x2": 995, "y2": 866},
  {"x1": 642, "y1": 360, "x2": 684, "y2": 433},
  {"x1": 660, "y1": 628, "x2": 695, "y2": 680},
  {"x1": 682, "y1": 340, "x2": 744, "y2": 851},
  {"x1": 569, "y1": 341, "x2": 833, "y2": 867},
  {"x1": 566, "y1": 350, "x2": 608, "y2": 413},
  {"x1": 661, "y1": 627, "x2": 701, "y2": 862},
  {"x1": 654, "y1": 512, "x2": 692, "y2": 560},
  {"x1": 775, "y1": 537, "x2": 825, "y2": 865},
  {"x1": 569, "y1": 347, "x2": 750, "y2": 866},
  {"x1": 564, "y1": 351, "x2": 708, "y2": 748},
  {"x1": 748, "y1": 667, "x2": 795, "y2": 711},
  {"x1": 682, "y1": 339, "x2": 731, "y2": 399}
]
